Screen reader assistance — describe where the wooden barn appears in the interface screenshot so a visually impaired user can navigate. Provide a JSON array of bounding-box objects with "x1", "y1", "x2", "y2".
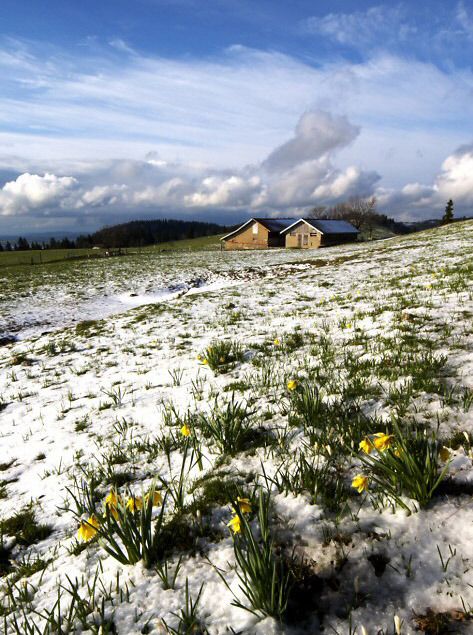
[
  {"x1": 221, "y1": 218, "x2": 294, "y2": 250},
  {"x1": 221, "y1": 217, "x2": 359, "y2": 250},
  {"x1": 281, "y1": 219, "x2": 359, "y2": 249}
]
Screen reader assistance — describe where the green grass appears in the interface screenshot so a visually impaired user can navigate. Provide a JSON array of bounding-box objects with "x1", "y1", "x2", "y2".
[
  {"x1": 0, "y1": 233, "x2": 223, "y2": 269},
  {"x1": 0, "y1": 247, "x2": 114, "y2": 268},
  {"x1": 144, "y1": 233, "x2": 224, "y2": 252}
]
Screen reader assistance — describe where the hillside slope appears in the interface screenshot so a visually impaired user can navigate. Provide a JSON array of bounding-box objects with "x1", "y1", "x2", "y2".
[{"x1": 1, "y1": 221, "x2": 473, "y2": 633}]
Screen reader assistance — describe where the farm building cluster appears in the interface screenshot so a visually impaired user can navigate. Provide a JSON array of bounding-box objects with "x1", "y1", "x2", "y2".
[{"x1": 221, "y1": 218, "x2": 359, "y2": 250}]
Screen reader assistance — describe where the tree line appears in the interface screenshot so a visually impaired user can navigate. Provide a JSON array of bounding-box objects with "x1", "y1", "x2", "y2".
[
  {"x1": 0, "y1": 219, "x2": 228, "y2": 251},
  {"x1": 0, "y1": 199, "x2": 460, "y2": 252}
]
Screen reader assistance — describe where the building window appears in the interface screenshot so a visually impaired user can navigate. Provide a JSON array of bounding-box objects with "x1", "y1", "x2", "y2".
[{"x1": 252, "y1": 223, "x2": 258, "y2": 235}]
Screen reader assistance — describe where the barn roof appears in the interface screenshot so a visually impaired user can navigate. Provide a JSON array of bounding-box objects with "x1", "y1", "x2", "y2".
[
  {"x1": 221, "y1": 217, "x2": 359, "y2": 241},
  {"x1": 254, "y1": 218, "x2": 296, "y2": 232},
  {"x1": 280, "y1": 218, "x2": 359, "y2": 235},
  {"x1": 221, "y1": 217, "x2": 296, "y2": 240}
]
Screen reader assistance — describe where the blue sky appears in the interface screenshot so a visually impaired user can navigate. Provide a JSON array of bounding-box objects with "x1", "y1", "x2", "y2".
[{"x1": 0, "y1": 0, "x2": 473, "y2": 233}]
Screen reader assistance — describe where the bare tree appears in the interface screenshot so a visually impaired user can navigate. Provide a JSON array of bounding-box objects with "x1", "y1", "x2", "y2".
[
  {"x1": 307, "y1": 205, "x2": 327, "y2": 218},
  {"x1": 310, "y1": 196, "x2": 378, "y2": 237}
]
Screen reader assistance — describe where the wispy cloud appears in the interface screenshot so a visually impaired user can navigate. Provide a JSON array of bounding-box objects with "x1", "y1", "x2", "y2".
[
  {"x1": 456, "y1": 1, "x2": 473, "y2": 39},
  {"x1": 0, "y1": 35, "x2": 473, "y2": 229},
  {"x1": 304, "y1": 5, "x2": 415, "y2": 49}
]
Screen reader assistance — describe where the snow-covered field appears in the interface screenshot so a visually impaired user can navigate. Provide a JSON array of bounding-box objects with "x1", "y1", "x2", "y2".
[{"x1": 1, "y1": 222, "x2": 473, "y2": 634}]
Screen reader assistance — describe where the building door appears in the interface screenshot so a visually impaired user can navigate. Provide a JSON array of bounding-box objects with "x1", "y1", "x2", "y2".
[{"x1": 297, "y1": 234, "x2": 302, "y2": 248}]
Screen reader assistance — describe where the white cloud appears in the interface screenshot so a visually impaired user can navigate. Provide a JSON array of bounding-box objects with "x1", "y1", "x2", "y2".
[
  {"x1": 184, "y1": 175, "x2": 262, "y2": 208},
  {"x1": 262, "y1": 111, "x2": 359, "y2": 173},
  {"x1": 376, "y1": 144, "x2": 473, "y2": 217},
  {"x1": 0, "y1": 111, "x2": 379, "y2": 218},
  {"x1": 456, "y1": 1, "x2": 473, "y2": 40},
  {"x1": 0, "y1": 172, "x2": 77, "y2": 215},
  {"x1": 304, "y1": 5, "x2": 414, "y2": 48},
  {"x1": 0, "y1": 39, "x2": 473, "y2": 227},
  {"x1": 436, "y1": 146, "x2": 473, "y2": 203}
]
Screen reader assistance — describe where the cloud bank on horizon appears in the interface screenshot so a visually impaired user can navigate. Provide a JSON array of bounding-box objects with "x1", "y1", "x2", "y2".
[{"x1": 0, "y1": 0, "x2": 473, "y2": 232}]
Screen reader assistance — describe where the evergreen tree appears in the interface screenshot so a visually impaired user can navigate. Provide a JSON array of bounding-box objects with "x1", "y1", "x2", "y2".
[
  {"x1": 15, "y1": 237, "x2": 30, "y2": 250},
  {"x1": 442, "y1": 199, "x2": 454, "y2": 224}
]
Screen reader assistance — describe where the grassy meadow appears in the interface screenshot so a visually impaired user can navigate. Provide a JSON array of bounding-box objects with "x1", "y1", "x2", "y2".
[{"x1": 1, "y1": 221, "x2": 473, "y2": 633}]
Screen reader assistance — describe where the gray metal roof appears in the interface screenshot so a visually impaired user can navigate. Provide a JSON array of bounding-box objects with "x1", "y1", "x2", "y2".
[
  {"x1": 306, "y1": 219, "x2": 359, "y2": 234},
  {"x1": 280, "y1": 218, "x2": 359, "y2": 235},
  {"x1": 255, "y1": 218, "x2": 296, "y2": 232},
  {"x1": 221, "y1": 217, "x2": 298, "y2": 240},
  {"x1": 221, "y1": 217, "x2": 359, "y2": 241}
]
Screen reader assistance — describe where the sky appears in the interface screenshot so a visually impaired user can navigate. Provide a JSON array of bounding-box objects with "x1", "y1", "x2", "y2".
[{"x1": 0, "y1": 0, "x2": 473, "y2": 234}]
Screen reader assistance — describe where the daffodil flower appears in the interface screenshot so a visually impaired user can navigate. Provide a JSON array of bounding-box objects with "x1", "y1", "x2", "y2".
[
  {"x1": 126, "y1": 496, "x2": 143, "y2": 512},
  {"x1": 373, "y1": 433, "x2": 394, "y2": 452},
  {"x1": 180, "y1": 424, "x2": 191, "y2": 437},
  {"x1": 104, "y1": 489, "x2": 121, "y2": 519},
  {"x1": 439, "y1": 446, "x2": 451, "y2": 462},
  {"x1": 227, "y1": 515, "x2": 241, "y2": 533},
  {"x1": 274, "y1": 338, "x2": 281, "y2": 346},
  {"x1": 145, "y1": 490, "x2": 163, "y2": 506},
  {"x1": 359, "y1": 437, "x2": 374, "y2": 454},
  {"x1": 236, "y1": 497, "x2": 252, "y2": 514},
  {"x1": 352, "y1": 474, "x2": 369, "y2": 493},
  {"x1": 77, "y1": 514, "x2": 100, "y2": 541},
  {"x1": 287, "y1": 379, "x2": 298, "y2": 391}
]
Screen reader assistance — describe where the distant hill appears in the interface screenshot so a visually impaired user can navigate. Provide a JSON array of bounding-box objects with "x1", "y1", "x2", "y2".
[{"x1": 79, "y1": 219, "x2": 230, "y2": 249}]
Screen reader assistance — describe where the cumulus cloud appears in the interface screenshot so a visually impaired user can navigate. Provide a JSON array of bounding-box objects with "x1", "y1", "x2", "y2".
[
  {"x1": 0, "y1": 172, "x2": 77, "y2": 215},
  {"x1": 377, "y1": 144, "x2": 473, "y2": 218},
  {"x1": 262, "y1": 111, "x2": 359, "y2": 173},
  {"x1": 0, "y1": 111, "x2": 380, "y2": 220}
]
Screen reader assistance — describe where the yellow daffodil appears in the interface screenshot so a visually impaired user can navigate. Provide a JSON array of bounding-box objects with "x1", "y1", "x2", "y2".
[
  {"x1": 219, "y1": 356, "x2": 225, "y2": 363},
  {"x1": 196, "y1": 354, "x2": 202, "y2": 361},
  {"x1": 227, "y1": 515, "x2": 241, "y2": 534},
  {"x1": 394, "y1": 447, "x2": 402, "y2": 458},
  {"x1": 352, "y1": 474, "x2": 369, "y2": 493},
  {"x1": 77, "y1": 514, "x2": 100, "y2": 541},
  {"x1": 274, "y1": 338, "x2": 281, "y2": 346},
  {"x1": 373, "y1": 433, "x2": 394, "y2": 452},
  {"x1": 202, "y1": 359, "x2": 208, "y2": 365},
  {"x1": 236, "y1": 497, "x2": 252, "y2": 514},
  {"x1": 180, "y1": 424, "x2": 191, "y2": 437},
  {"x1": 287, "y1": 379, "x2": 298, "y2": 391},
  {"x1": 359, "y1": 437, "x2": 375, "y2": 454},
  {"x1": 439, "y1": 446, "x2": 451, "y2": 462},
  {"x1": 104, "y1": 489, "x2": 121, "y2": 519},
  {"x1": 126, "y1": 496, "x2": 143, "y2": 512},
  {"x1": 146, "y1": 490, "x2": 163, "y2": 506}
]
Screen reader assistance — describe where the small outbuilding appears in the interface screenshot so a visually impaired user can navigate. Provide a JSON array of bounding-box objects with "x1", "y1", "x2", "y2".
[
  {"x1": 221, "y1": 218, "x2": 294, "y2": 250},
  {"x1": 221, "y1": 217, "x2": 359, "y2": 250},
  {"x1": 281, "y1": 219, "x2": 359, "y2": 249}
]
